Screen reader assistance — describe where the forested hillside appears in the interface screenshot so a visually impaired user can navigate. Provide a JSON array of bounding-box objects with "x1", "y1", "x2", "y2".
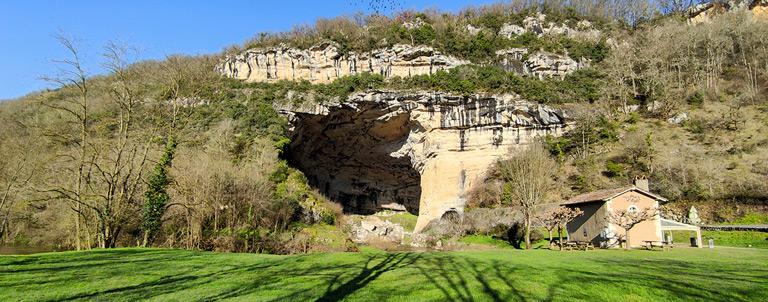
[{"x1": 1, "y1": 0, "x2": 767, "y2": 252}]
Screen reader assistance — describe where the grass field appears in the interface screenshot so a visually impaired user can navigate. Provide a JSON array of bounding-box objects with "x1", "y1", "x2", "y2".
[
  {"x1": 671, "y1": 230, "x2": 768, "y2": 249},
  {"x1": 2, "y1": 247, "x2": 767, "y2": 301}
]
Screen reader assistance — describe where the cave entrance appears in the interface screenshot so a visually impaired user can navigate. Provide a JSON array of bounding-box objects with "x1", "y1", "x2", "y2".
[{"x1": 285, "y1": 102, "x2": 422, "y2": 215}]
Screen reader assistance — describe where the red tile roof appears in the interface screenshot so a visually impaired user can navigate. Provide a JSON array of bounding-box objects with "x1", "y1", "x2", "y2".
[{"x1": 561, "y1": 186, "x2": 667, "y2": 206}]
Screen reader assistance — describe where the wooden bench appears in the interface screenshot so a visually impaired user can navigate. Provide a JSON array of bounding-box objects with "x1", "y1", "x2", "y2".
[{"x1": 562, "y1": 241, "x2": 594, "y2": 251}]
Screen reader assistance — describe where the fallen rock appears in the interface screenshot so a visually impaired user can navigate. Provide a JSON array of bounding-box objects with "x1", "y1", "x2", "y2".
[{"x1": 351, "y1": 216, "x2": 405, "y2": 243}]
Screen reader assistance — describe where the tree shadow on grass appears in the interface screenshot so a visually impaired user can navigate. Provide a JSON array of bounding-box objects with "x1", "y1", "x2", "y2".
[
  {"x1": 313, "y1": 253, "x2": 422, "y2": 302},
  {"x1": 6, "y1": 248, "x2": 768, "y2": 301},
  {"x1": 580, "y1": 257, "x2": 768, "y2": 301},
  {"x1": 1, "y1": 249, "x2": 171, "y2": 274},
  {"x1": 187, "y1": 252, "x2": 423, "y2": 302},
  {"x1": 412, "y1": 253, "x2": 532, "y2": 302},
  {"x1": 41, "y1": 259, "x2": 287, "y2": 302},
  {"x1": 530, "y1": 256, "x2": 768, "y2": 302}
]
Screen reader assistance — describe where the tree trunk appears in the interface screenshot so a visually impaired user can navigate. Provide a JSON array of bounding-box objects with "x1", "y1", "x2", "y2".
[
  {"x1": 142, "y1": 230, "x2": 149, "y2": 248},
  {"x1": 624, "y1": 228, "x2": 632, "y2": 251},
  {"x1": 74, "y1": 208, "x2": 81, "y2": 251},
  {"x1": 547, "y1": 229, "x2": 553, "y2": 248},
  {"x1": 524, "y1": 213, "x2": 532, "y2": 249},
  {"x1": 558, "y1": 225, "x2": 564, "y2": 252}
]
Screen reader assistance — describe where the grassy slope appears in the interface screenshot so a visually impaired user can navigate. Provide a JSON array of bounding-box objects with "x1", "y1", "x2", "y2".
[{"x1": 2, "y1": 248, "x2": 766, "y2": 301}]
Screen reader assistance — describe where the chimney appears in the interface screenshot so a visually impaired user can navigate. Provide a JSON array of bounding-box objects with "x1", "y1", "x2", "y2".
[{"x1": 634, "y1": 175, "x2": 649, "y2": 191}]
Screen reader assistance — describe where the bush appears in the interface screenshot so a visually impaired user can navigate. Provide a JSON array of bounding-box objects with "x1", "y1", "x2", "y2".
[
  {"x1": 497, "y1": 222, "x2": 545, "y2": 249},
  {"x1": 687, "y1": 119, "x2": 705, "y2": 134},
  {"x1": 687, "y1": 91, "x2": 704, "y2": 109},
  {"x1": 604, "y1": 161, "x2": 624, "y2": 178}
]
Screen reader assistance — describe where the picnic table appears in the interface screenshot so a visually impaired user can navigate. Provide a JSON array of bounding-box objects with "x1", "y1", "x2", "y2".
[
  {"x1": 643, "y1": 240, "x2": 674, "y2": 251},
  {"x1": 563, "y1": 241, "x2": 594, "y2": 251}
]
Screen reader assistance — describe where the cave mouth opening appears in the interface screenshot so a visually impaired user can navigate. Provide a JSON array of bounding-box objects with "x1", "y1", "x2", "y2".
[{"x1": 285, "y1": 103, "x2": 422, "y2": 215}]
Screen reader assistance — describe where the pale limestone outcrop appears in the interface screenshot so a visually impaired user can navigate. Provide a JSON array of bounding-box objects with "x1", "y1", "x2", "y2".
[
  {"x1": 523, "y1": 13, "x2": 572, "y2": 36},
  {"x1": 498, "y1": 24, "x2": 526, "y2": 37},
  {"x1": 217, "y1": 43, "x2": 467, "y2": 84},
  {"x1": 524, "y1": 52, "x2": 584, "y2": 79},
  {"x1": 495, "y1": 13, "x2": 596, "y2": 79},
  {"x1": 686, "y1": 0, "x2": 768, "y2": 24},
  {"x1": 498, "y1": 12, "x2": 602, "y2": 40},
  {"x1": 277, "y1": 90, "x2": 571, "y2": 232},
  {"x1": 465, "y1": 24, "x2": 482, "y2": 35},
  {"x1": 496, "y1": 48, "x2": 586, "y2": 79}
]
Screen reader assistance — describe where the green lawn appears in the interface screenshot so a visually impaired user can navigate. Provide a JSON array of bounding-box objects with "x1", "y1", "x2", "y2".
[
  {"x1": 671, "y1": 230, "x2": 768, "y2": 249},
  {"x1": 1, "y1": 248, "x2": 766, "y2": 301}
]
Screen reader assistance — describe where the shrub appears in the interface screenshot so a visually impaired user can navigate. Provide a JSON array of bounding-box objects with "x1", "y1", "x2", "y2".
[
  {"x1": 498, "y1": 222, "x2": 545, "y2": 249},
  {"x1": 605, "y1": 161, "x2": 624, "y2": 178},
  {"x1": 687, "y1": 91, "x2": 704, "y2": 109}
]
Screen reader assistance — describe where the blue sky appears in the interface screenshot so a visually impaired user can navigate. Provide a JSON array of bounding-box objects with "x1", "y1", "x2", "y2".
[{"x1": 0, "y1": 0, "x2": 488, "y2": 100}]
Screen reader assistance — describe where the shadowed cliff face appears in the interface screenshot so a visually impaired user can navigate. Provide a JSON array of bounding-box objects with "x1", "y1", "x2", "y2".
[
  {"x1": 286, "y1": 102, "x2": 423, "y2": 214},
  {"x1": 278, "y1": 91, "x2": 571, "y2": 232}
]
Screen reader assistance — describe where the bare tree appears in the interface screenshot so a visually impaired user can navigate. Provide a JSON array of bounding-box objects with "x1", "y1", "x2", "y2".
[
  {"x1": 657, "y1": 0, "x2": 697, "y2": 14},
  {"x1": 498, "y1": 143, "x2": 557, "y2": 249},
  {"x1": 555, "y1": 207, "x2": 583, "y2": 251},
  {"x1": 41, "y1": 36, "x2": 153, "y2": 249},
  {"x1": 39, "y1": 32, "x2": 91, "y2": 250},
  {"x1": 158, "y1": 55, "x2": 217, "y2": 132},
  {"x1": 607, "y1": 207, "x2": 658, "y2": 250},
  {"x1": 537, "y1": 206, "x2": 584, "y2": 251},
  {"x1": 0, "y1": 141, "x2": 38, "y2": 243},
  {"x1": 86, "y1": 38, "x2": 152, "y2": 248},
  {"x1": 534, "y1": 210, "x2": 559, "y2": 247}
]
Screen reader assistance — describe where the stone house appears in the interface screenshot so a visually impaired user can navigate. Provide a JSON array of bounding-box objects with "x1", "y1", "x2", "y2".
[{"x1": 562, "y1": 178, "x2": 665, "y2": 247}]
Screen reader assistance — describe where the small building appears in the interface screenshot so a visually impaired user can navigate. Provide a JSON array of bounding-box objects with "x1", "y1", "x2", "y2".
[{"x1": 562, "y1": 178, "x2": 666, "y2": 248}]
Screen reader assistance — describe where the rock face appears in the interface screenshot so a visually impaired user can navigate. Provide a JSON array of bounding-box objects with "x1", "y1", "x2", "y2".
[
  {"x1": 496, "y1": 48, "x2": 585, "y2": 80},
  {"x1": 217, "y1": 43, "x2": 467, "y2": 84},
  {"x1": 277, "y1": 90, "x2": 571, "y2": 232},
  {"x1": 495, "y1": 13, "x2": 596, "y2": 79},
  {"x1": 498, "y1": 13, "x2": 601, "y2": 40},
  {"x1": 686, "y1": 0, "x2": 768, "y2": 24}
]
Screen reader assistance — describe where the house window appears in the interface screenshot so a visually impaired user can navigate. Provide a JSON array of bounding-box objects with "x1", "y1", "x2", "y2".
[
  {"x1": 628, "y1": 205, "x2": 639, "y2": 213},
  {"x1": 583, "y1": 226, "x2": 588, "y2": 237}
]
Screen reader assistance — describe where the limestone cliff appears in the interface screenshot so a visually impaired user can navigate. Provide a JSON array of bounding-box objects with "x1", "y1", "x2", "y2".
[
  {"x1": 498, "y1": 13, "x2": 600, "y2": 40},
  {"x1": 495, "y1": 13, "x2": 597, "y2": 79},
  {"x1": 217, "y1": 43, "x2": 467, "y2": 83},
  {"x1": 218, "y1": 40, "x2": 588, "y2": 83},
  {"x1": 496, "y1": 48, "x2": 586, "y2": 80},
  {"x1": 686, "y1": 0, "x2": 768, "y2": 23},
  {"x1": 276, "y1": 91, "x2": 571, "y2": 232}
]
